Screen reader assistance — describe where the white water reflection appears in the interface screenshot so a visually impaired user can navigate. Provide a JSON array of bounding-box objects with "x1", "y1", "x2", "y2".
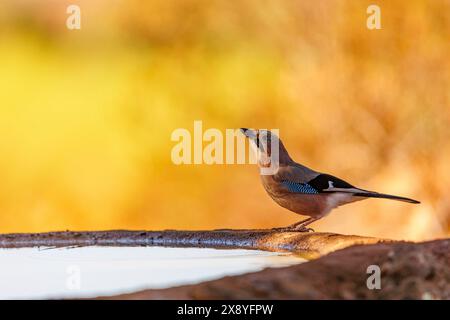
[{"x1": 0, "y1": 246, "x2": 304, "y2": 299}]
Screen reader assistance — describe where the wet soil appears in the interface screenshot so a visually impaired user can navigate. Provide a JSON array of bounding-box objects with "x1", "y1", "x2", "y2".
[
  {"x1": 104, "y1": 239, "x2": 450, "y2": 300},
  {"x1": 0, "y1": 229, "x2": 381, "y2": 258},
  {"x1": 1, "y1": 229, "x2": 447, "y2": 299}
]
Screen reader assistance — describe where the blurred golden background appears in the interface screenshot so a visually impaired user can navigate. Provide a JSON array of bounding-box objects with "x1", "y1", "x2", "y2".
[{"x1": 0, "y1": 0, "x2": 448, "y2": 240}]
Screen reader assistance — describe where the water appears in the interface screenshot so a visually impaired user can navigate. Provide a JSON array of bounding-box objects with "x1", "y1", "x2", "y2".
[{"x1": 0, "y1": 246, "x2": 305, "y2": 299}]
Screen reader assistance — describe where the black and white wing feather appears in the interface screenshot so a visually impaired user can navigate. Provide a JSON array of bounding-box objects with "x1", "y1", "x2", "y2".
[{"x1": 280, "y1": 172, "x2": 420, "y2": 204}]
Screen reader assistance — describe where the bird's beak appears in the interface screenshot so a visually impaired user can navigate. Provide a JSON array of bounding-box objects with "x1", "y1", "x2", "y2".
[
  {"x1": 240, "y1": 128, "x2": 257, "y2": 140},
  {"x1": 240, "y1": 128, "x2": 265, "y2": 153}
]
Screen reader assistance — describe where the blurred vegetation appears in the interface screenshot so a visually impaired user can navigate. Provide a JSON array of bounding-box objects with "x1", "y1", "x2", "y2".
[{"x1": 0, "y1": 0, "x2": 448, "y2": 240}]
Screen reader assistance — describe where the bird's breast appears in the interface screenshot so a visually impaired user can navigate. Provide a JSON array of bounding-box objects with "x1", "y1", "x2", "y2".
[{"x1": 259, "y1": 175, "x2": 329, "y2": 217}]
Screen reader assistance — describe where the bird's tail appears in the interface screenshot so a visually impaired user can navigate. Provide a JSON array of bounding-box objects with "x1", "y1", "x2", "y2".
[{"x1": 353, "y1": 191, "x2": 420, "y2": 204}]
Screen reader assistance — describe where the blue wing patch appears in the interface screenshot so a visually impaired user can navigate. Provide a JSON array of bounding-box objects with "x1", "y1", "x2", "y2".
[{"x1": 281, "y1": 181, "x2": 319, "y2": 194}]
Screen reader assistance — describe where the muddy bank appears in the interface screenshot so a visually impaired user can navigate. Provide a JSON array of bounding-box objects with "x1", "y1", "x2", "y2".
[
  {"x1": 104, "y1": 239, "x2": 450, "y2": 300},
  {"x1": 0, "y1": 230, "x2": 447, "y2": 299},
  {"x1": 0, "y1": 229, "x2": 381, "y2": 257}
]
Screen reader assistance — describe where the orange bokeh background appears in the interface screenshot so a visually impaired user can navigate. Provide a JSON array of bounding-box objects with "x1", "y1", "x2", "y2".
[{"x1": 0, "y1": 0, "x2": 449, "y2": 240}]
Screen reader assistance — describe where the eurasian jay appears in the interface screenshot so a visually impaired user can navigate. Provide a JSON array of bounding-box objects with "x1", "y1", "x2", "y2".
[{"x1": 240, "y1": 128, "x2": 420, "y2": 232}]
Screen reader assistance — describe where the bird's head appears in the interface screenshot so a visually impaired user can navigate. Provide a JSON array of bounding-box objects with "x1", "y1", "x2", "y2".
[{"x1": 240, "y1": 128, "x2": 291, "y2": 168}]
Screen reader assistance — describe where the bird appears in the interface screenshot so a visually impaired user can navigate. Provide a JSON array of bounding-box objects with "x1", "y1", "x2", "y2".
[{"x1": 240, "y1": 128, "x2": 420, "y2": 232}]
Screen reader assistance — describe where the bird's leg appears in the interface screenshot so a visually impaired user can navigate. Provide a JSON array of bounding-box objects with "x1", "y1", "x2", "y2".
[
  {"x1": 271, "y1": 217, "x2": 318, "y2": 233},
  {"x1": 291, "y1": 217, "x2": 320, "y2": 232},
  {"x1": 286, "y1": 217, "x2": 314, "y2": 228}
]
